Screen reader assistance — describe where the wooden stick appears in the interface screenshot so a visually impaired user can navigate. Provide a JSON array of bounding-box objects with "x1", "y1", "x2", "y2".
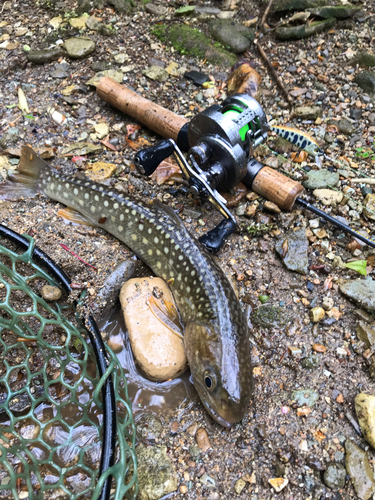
[
  {"x1": 97, "y1": 77, "x2": 188, "y2": 142},
  {"x1": 255, "y1": 43, "x2": 294, "y2": 109},
  {"x1": 260, "y1": 0, "x2": 275, "y2": 28}
]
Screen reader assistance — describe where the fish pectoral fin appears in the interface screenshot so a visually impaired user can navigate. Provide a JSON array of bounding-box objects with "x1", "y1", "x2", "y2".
[
  {"x1": 56, "y1": 207, "x2": 96, "y2": 227},
  {"x1": 146, "y1": 294, "x2": 184, "y2": 340}
]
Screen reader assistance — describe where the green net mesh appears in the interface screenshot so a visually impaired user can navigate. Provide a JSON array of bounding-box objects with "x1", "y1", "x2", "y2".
[{"x1": 0, "y1": 234, "x2": 138, "y2": 499}]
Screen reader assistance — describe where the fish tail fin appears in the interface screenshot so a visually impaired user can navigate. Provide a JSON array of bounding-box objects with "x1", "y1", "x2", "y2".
[{"x1": 0, "y1": 145, "x2": 52, "y2": 201}]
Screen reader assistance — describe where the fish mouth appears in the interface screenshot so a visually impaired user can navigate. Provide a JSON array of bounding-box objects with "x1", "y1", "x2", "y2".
[{"x1": 201, "y1": 398, "x2": 232, "y2": 429}]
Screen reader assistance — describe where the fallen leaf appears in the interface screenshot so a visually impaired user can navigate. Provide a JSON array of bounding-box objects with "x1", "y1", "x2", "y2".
[
  {"x1": 290, "y1": 151, "x2": 308, "y2": 162},
  {"x1": 344, "y1": 259, "x2": 367, "y2": 276},
  {"x1": 336, "y1": 393, "x2": 344, "y2": 403},
  {"x1": 297, "y1": 407, "x2": 311, "y2": 417},
  {"x1": 227, "y1": 62, "x2": 262, "y2": 99},
  {"x1": 94, "y1": 122, "x2": 109, "y2": 139},
  {"x1": 367, "y1": 255, "x2": 375, "y2": 267},
  {"x1": 62, "y1": 85, "x2": 78, "y2": 96},
  {"x1": 343, "y1": 47, "x2": 356, "y2": 59},
  {"x1": 71, "y1": 156, "x2": 87, "y2": 162},
  {"x1": 98, "y1": 135, "x2": 118, "y2": 151},
  {"x1": 166, "y1": 61, "x2": 179, "y2": 77},
  {"x1": 125, "y1": 136, "x2": 151, "y2": 150},
  {"x1": 69, "y1": 14, "x2": 89, "y2": 29},
  {"x1": 326, "y1": 307, "x2": 343, "y2": 320},
  {"x1": 244, "y1": 17, "x2": 258, "y2": 27},
  {"x1": 314, "y1": 430, "x2": 326, "y2": 442},
  {"x1": 126, "y1": 124, "x2": 141, "y2": 136},
  {"x1": 152, "y1": 161, "x2": 182, "y2": 185},
  {"x1": 18, "y1": 87, "x2": 30, "y2": 115},
  {"x1": 37, "y1": 147, "x2": 55, "y2": 159}
]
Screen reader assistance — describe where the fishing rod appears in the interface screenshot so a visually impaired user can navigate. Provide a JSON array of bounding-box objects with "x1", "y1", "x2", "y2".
[{"x1": 97, "y1": 78, "x2": 375, "y2": 253}]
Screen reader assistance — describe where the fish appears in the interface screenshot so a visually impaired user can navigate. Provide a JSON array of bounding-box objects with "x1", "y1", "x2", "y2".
[
  {"x1": 0, "y1": 145, "x2": 253, "y2": 428},
  {"x1": 270, "y1": 125, "x2": 324, "y2": 157}
]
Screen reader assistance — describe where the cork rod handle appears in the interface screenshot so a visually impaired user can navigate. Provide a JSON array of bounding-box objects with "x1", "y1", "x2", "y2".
[
  {"x1": 96, "y1": 77, "x2": 188, "y2": 142},
  {"x1": 252, "y1": 167, "x2": 304, "y2": 211}
]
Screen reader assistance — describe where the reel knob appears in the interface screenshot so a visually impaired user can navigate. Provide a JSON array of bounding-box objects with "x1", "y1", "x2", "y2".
[{"x1": 134, "y1": 139, "x2": 175, "y2": 176}]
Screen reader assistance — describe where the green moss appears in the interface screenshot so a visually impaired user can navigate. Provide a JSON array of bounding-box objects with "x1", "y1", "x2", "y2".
[{"x1": 151, "y1": 24, "x2": 236, "y2": 67}]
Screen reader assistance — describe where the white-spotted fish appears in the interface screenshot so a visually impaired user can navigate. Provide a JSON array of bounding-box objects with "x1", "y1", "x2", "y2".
[
  {"x1": 271, "y1": 125, "x2": 324, "y2": 157},
  {"x1": 0, "y1": 146, "x2": 253, "y2": 428}
]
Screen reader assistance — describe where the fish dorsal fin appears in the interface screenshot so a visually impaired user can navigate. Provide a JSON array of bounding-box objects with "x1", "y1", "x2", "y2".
[{"x1": 151, "y1": 199, "x2": 186, "y2": 230}]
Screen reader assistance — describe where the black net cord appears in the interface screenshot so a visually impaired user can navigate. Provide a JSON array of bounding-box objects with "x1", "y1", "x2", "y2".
[{"x1": 0, "y1": 223, "x2": 116, "y2": 500}]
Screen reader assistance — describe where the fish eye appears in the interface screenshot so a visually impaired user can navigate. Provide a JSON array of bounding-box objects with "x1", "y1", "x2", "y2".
[{"x1": 204, "y1": 371, "x2": 217, "y2": 391}]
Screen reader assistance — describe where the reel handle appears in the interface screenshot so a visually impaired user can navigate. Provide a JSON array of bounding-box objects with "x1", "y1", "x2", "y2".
[
  {"x1": 198, "y1": 219, "x2": 237, "y2": 253},
  {"x1": 134, "y1": 140, "x2": 175, "y2": 176}
]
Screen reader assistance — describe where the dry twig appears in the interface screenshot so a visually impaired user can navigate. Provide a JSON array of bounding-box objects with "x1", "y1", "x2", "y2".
[
  {"x1": 255, "y1": 43, "x2": 294, "y2": 109},
  {"x1": 260, "y1": 0, "x2": 275, "y2": 28}
]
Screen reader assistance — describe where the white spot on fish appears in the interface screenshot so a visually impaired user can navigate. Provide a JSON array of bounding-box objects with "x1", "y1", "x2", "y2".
[
  {"x1": 73, "y1": 188, "x2": 78, "y2": 195},
  {"x1": 118, "y1": 226, "x2": 123, "y2": 232},
  {"x1": 104, "y1": 200, "x2": 109, "y2": 207},
  {"x1": 131, "y1": 234, "x2": 137, "y2": 241},
  {"x1": 120, "y1": 214, "x2": 124, "y2": 221},
  {"x1": 113, "y1": 203, "x2": 119, "y2": 209},
  {"x1": 154, "y1": 237, "x2": 159, "y2": 244},
  {"x1": 91, "y1": 206, "x2": 96, "y2": 213},
  {"x1": 156, "y1": 262, "x2": 162, "y2": 269},
  {"x1": 148, "y1": 249, "x2": 153, "y2": 256},
  {"x1": 84, "y1": 193, "x2": 89, "y2": 200}
]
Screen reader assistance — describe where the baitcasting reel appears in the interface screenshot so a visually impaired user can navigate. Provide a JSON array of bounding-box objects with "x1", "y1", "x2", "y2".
[{"x1": 134, "y1": 94, "x2": 275, "y2": 252}]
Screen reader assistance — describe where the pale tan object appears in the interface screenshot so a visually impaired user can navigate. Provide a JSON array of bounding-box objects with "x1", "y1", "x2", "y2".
[
  {"x1": 120, "y1": 277, "x2": 187, "y2": 381},
  {"x1": 313, "y1": 188, "x2": 343, "y2": 207},
  {"x1": 309, "y1": 306, "x2": 325, "y2": 323},
  {"x1": 252, "y1": 166, "x2": 304, "y2": 211},
  {"x1": 97, "y1": 77, "x2": 188, "y2": 142},
  {"x1": 196, "y1": 427, "x2": 211, "y2": 452},
  {"x1": 355, "y1": 393, "x2": 375, "y2": 449}
]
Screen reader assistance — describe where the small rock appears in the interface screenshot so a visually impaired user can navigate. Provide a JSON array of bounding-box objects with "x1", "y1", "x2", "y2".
[
  {"x1": 51, "y1": 63, "x2": 70, "y2": 79},
  {"x1": 196, "y1": 427, "x2": 211, "y2": 452},
  {"x1": 354, "y1": 71, "x2": 375, "y2": 95},
  {"x1": 143, "y1": 65, "x2": 169, "y2": 82},
  {"x1": 137, "y1": 444, "x2": 178, "y2": 500},
  {"x1": 312, "y1": 343, "x2": 326, "y2": 352},
  {"x1": 64, "y1": 37, "x2": 96, "y2": 59},
  {"x1": 137, "y1": 413, "x2": 163, "y2": 443},
  {"x1": 264, "y1": 156, "x2": 279, "y2": 168},
  {"x1": 234, "y1": 478, "x2": 246, "y2": 494},
  {"x1": 85, "y1": 161, "x2": 117, "y2": 181},
  {"x1": 275, "y1": 228, "x2": 309, "y2": 274},
  {"x1": 292, "y1": 388, "x2": 319, "y2": 407},
  {"x1": 268, "y1": 478, "x2": 289, "y2": 492},
  {"x1": 364, "y1": 194, "x2": 375, "y2": 221},
  {"x1": 186, "y1": 422, "x2": 198, "y2": 437},
  {"x1": 340, "y1": 278, "x2": 375, "y2": 314},
  {"x1": 145, "y1": 3, "x2": 168, "y2": 15},
  {"x1": 336, "y1": 118, "x2": 355, "y2": 135},
  {"x1": 322, "y1": 297, "x2": 334, "y2": 311},
  {"x1": 313, "y1": 188, "x2": 343, "y2": 206},
  {"x1": 114, "y1": 53, "x2": 129, "y2": 64},
  {"x1": 41, "y1": 285, "x2": 62, "y2": 302},
  {"x1": 310, "y1": 307, "x2": 325, "y2": 323},
  {"x1": 302, "y1": 354, "x2": 320, "y2": 369},
  {"x1": 356, "y1": 321, "x2": 375, "y2": 348},
  {"x1": 251, "y1": 305, "x2": 293, "y2": 329},
  {"x1": 120, "y1": 278, "x2": 187, "y2": 381},
  {"x1": 263, "y1": 201, "x2": 281, "y2": 214},
  {"x1": 355, "y1": 393, "x2": 375, "y2": 449},
  {"x1": 323, "y1": 463, "x2": 346, "y2": 489},
  {"x1": 345, "y1": 440, "x2": 375, "y2": 500},
  {"x1": 200, "y1": 474, "x2": 215, "y2": 488},
  {"x1": 294, "y1": 106, "x2": 322, "y2": 120},
  {"x1": 303, "y1": 169, "x2": 339, "y2": 190}
]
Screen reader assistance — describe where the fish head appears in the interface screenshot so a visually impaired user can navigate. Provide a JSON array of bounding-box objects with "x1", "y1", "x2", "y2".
[{"x1": 184, "y1": 319, "x2": 253, "y2": 428}]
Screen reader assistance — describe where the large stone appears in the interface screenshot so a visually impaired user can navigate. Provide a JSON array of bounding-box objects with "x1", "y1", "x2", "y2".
[
  {"x1": 307, "y1": 5, "x2": 361, "y2": 19},
  {"x1": 355, "y1": 71, "x2": 375, "y2": 95},
  {"x1": 345, "y1": 440, "x2": 375, "y2": 500},
  {"x1": 137, "y1": 444, "x2": 178, "y2": 500},
  {"x1": 275, "y1": 228, "x2": 309, "y2": 274},
  {"x1": 151, "y1": 24, "x2": 236, "y2": 67},
  {"x1": 275, "y1": 18, "x2": 336, "y2": 41},
  {"x1": 120, "y1": 277, "x2": 187, "y2": 381},
  {"x1": 364, "y1": 193, "x2": 375, "y2": 220},
  {"x1": 303, "y1": 169, "x2": 339, "y2": 190},
  {"x1": 351, "y1": 52, "x2": 375, "y2": 68},
  {"x1": 209, "y1": 20, "x2": 255, "y2": 54},
  {"x1": 313, "y1": 188, "x2": 343, "y2": 206},
  {"x1": 340, "y1": 278, "x2": 375, "y2": 314},
  {"x1": 323, "y1": 463, "x2": 346, "y2": 489},
  {"x1": 356, "y1": 321, "x2": 375, "y2": 349},
  {"x1": 64, "y1": 37, "x2": 95, "y2": 59},
  {"x1": 355, "y1": 393, "x2": 375, "y2": 449}
]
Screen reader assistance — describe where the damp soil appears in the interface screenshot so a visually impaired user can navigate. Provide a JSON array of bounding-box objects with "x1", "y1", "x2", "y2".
[{"x1": 1, "y1": 0, "x2": 375, "y2": 498}]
